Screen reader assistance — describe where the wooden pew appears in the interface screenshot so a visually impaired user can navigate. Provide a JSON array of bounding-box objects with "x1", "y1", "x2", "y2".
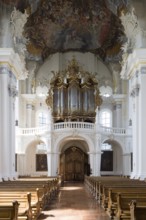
[
  {"x1": 116, "y1": 193, "x2": 146, "y2": 220},
  {"x1": 84, "y1": 175, "x2": 146, "y2": 203},
  {"x1": 0, "y1": 177, "x2": 60, "y2": 218},
  {"x1": 0, "y1": 201, "x2": 20, "y2": 220},
  {"x1": 0, "y1": 187, "x2": 46, "y2": 218},
  {"x1": 85, "y1": 176, "x2": 146, "y2": 220},
  {"x1": 0, "y1": 193, "x2": 31, "y2": 220},
  {"x1": 130, "y1": 200, "x2": 146, "y2": 220},
  {"x1": 106, "y1": 188, "x2": 146, "y2": 219},
  {"x1": 0, "y1": 182, "x2": 50, "y2": 211}
]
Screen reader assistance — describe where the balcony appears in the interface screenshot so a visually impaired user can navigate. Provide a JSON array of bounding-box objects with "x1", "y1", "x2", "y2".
[{"x1": 16, "y1": 122, "x2": 131, "y2": 137}]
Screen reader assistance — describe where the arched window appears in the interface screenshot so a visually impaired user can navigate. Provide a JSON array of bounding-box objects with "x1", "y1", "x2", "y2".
[
  {"x1": 100, "y1": 110, "x2": 112, "y2": 127},
  {"x1": 38, "y1": 112, "x2": 47, "y2": 126}
]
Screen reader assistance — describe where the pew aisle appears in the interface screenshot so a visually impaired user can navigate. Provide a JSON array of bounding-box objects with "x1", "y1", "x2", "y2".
[
  {"x1": 84, "y1": 176, "x2": 146, "y2": 220},
  {"x1": 38, "y1": 182, "x2": 110, "y2": 220},
  {"x1": 0, "y1": 177, "x2": 60, "y2": 220}
]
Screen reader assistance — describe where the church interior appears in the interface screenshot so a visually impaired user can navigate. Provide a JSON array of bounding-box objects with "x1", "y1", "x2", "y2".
[
  {"x1": 1, "y1": 0, "x2": 146, "y2": 219},
  {"x1": 0, "y1": 0, "x2": 145, "y2": 181}
]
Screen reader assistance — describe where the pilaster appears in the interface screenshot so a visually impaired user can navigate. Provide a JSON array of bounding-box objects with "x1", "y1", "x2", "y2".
[
  {"x1": 138, "y1": 67, "x2": 146, "y2": 179},
  {"x1": 122, "y1": 153, "x2": 131, "y2": 176},
  {"x1": 123, "y1": 49, "x2": 146, "y2": 179},
  {"x1": 0, "y1": 48, "x2": 27, "y2": 180}
]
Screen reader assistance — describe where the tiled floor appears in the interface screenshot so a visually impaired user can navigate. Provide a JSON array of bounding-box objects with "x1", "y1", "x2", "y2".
[{"x1": 38, "y1": 182, "x2": 110, "y2": 220}]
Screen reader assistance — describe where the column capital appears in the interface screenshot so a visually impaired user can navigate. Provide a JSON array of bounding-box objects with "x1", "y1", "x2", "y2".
[
  {"x1": 120, "y1": 49, "x2": 146, "y2": 79},
  {"x1": 0, "y1": 48, "x2": 28, "y2": 80}
]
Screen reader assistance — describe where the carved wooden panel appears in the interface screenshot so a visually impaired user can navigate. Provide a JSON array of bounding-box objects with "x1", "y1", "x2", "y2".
[{"x1": 60, "y1": 147, "x2": 89, "y2": 181}]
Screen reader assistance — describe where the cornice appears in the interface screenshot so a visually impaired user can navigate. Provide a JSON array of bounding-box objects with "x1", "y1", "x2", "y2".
[
  {"x1": 120, "y1": 49, "x2": 146, "y2": 80},
  {"x1": 0, "y1": 48, "x2": 28, "y2": 80}
]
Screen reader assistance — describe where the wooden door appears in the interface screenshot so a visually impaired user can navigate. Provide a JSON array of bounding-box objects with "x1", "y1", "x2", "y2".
[{"x1": 60, "y1": 147, "x2": 89, "y2": 181}]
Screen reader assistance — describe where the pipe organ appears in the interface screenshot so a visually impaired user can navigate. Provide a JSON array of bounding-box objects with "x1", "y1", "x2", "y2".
[{"x1": 46, "y1": 57, "x2": 102, "y2": 122}]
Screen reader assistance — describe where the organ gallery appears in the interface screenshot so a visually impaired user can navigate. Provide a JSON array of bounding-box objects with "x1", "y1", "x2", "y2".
[{"x1": 46, "y1": 57, "x2": 102, "y2": 123}]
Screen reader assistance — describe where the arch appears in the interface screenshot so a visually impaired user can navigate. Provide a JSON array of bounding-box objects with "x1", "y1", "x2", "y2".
[
  {"x1": 100, "y1": 138, "x2": 123, "y2": 175},
  {"x1": 53, "y1": 133, "x2": 95, "y2": 154},
  {"x1": 18, "y1": 139, "x2": 48, "y2": 176}
]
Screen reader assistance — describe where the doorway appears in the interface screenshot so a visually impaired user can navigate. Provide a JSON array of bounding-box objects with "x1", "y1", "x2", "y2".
[{"x1": 60, "y1": 146, "x2": 90, "y2": 181}]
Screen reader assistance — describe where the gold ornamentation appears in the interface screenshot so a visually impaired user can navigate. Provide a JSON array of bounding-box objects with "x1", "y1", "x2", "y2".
[
  {"x1": 46, "y1": 56, "x2": 102, "y2": 121},
  {"x1": 67, "y1": 56, "x2": 80, "y2": 77},
  {"x1": 45, "y1": 90, "x2": 53, "y2": 108}
]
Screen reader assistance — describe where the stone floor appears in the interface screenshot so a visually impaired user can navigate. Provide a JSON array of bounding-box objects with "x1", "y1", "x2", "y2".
[{"x1": 38, "y1": 182, "x2": 110, "y2": 220}]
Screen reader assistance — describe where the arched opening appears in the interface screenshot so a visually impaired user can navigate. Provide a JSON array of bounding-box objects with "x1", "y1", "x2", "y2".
[
  {"x1": 100, "y1": 139, "x2": 123, "y2": 176},
  {"x1": 60, "y1": 146, "x2": 90, "y2": 182},
  {"x1": 23, "y1": 140, "x2": 48, "y2": 176}
]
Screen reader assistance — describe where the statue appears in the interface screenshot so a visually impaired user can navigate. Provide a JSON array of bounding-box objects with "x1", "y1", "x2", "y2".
[{"x1": 10, "y1": 7, "x2": 28, "y2": 44}]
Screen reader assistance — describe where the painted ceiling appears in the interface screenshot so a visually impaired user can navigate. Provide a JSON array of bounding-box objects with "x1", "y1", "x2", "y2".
[{"x1": 1, "y1": 0, "x2": 129, "y2": 62}]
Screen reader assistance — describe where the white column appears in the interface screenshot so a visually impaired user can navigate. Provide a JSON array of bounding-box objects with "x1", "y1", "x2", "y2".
[
  {"x1": 121, "y1": 50, "x2": 146, "y2": 179},
  {"x1": 116, "y1": 103, "x2": 122, "y2": 127},
  {"x1": 92, "y1": 133, "x2": 101, "y2": 176},
  {"x1": 113, "y1": 102, "x2": 122, "y2": 127},
  {"x1": 123, "y1": 153, "x2": 131, "y2": 176},
  {"x1": 130, "y1": 74, "x2": 140, "y2": 179},
  {"x1": 52, "y1": 152, "x2": 60, "y2": 176},
  {"x1": 138, "y1": 67, "x2": 146, "y2": 179},
  {"x1": 31, "y1": 105, "x2": 35, "y2": 127},
  {"x1": 44, "y1": 135, "x2": 52, "y2": 176},
  {"x1": 47, "y1": 152, "x2": 52, "y2": 176},
  {"x1": 9, "y1": 76, "x2": 18, "y2": 179},
  {"x1": 0, "y1": 48, "x2": 28, "y2": 180},
  {"x1": 26, "y1": 104, "x2": 33, "y2": 127},
  {"x1": 0, "y1": 67, "x2": 10, "y2": 180},
  {"x1": 0, "y1": 68, "x2": 3, "y2": 182},
  {"x1": 94, "y1": 151, "x2": 102, "y2": 176},
  {"x1": 88, "y1": 152, "x2": 94, "y2": 176}
]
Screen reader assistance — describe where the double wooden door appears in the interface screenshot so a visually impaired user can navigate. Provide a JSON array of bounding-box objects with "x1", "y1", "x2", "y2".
[{"x1": 60, "y1": 147, "x2": 89, "y2": 181}]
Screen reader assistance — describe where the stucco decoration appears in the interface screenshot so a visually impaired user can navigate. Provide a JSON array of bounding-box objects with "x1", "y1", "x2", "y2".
[{"x1": 24, "y1": 0, "x2": 126, "y2": 61}]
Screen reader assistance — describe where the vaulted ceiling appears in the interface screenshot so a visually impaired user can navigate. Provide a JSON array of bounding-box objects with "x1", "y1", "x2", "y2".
[
  {"x1": 24, "y1": 0, "x2": 127, "y2": 62},
  {"x1": 1, "y1": 0, "x2": 130, "y2": 63}
]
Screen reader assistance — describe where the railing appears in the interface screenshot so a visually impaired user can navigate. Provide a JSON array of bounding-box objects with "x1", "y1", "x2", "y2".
[
  {"x1": 16, "y1": 122, "x2": 131, "y2": 136},
  {"x1": 17, "y1": 126, "x2": 49, "y2": 136},
  {"x1": 99, "y1": 126, "x2": 126, "y2": 135},
  {"x1": 53, "y1": 122, "x2": 95, "y2": 130}
]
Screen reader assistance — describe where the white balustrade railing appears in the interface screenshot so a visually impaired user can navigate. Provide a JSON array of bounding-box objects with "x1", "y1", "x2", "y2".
[
  {"x1": 53, "y1": 122, "x2": 95, "y2": 130},
  {"x1": 17, "y1": 126, "x2": 49, "y2": 136},
  {"x1": 17, "y1": 122, "x2": 130, "y2": 136},
  {"x1": 99, "y1": 125, "x2": 126, "y2": 135}
]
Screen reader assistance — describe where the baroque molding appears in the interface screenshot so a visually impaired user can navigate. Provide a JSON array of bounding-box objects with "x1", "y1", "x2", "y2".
[
  {"x1": 120, "y1": 49, "x2": 146, "y2": 79},
  {"x1": 0, "y1": 48, "x2": 28, "y2": 80}
]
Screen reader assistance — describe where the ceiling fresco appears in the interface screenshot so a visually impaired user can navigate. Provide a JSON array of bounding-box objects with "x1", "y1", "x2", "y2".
[
  {"x1": 24, "y1": 0, "x2": 127, "y2": 61},
  {"x1": 0, "y1": 0, "x2": 130, "y2": 62}
]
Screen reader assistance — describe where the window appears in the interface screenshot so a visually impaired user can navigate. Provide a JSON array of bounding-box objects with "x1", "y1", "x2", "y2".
[
  {"x1": 38, "y1": 112, "x2": 47, "y2": 126},
  {"x1": 101, "y1": 143, "x2": 112, "y2": 151},
  {"x1": 100, "y1": 110, "x2": 111, "y2": 127}
]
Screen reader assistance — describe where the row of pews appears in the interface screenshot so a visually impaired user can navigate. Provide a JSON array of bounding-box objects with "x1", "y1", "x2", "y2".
[
  {"x1": 0, "y1": 176, "x2": 61, "y2": 220},
  {"x1": 84, "y1": 175, "x2": 146, "y2": 220}
]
